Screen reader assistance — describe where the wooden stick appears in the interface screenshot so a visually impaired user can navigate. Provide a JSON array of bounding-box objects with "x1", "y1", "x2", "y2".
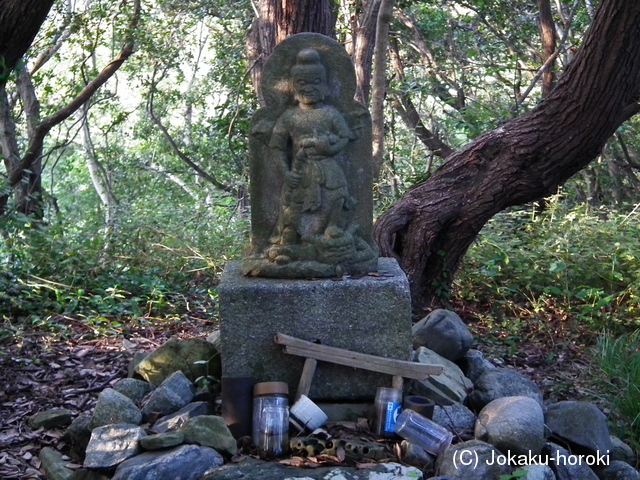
[{"x1": 295, "y1": 358, "x2": 317, "y2": 401}]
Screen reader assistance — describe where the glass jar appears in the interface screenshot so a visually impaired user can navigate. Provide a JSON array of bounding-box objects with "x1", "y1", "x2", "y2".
[
  {"x1": 252, "y1": 381, "x2": 289, "y2": 457},
  {"x1": 372, "y1": 387, "x2": 402, "y2": 438},
  {"x1": 394, "y1": 409, "x2": 453, "y2": 456}
]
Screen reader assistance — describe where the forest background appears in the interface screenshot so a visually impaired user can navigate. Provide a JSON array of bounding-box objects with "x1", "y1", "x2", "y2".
[{"x1": 1, "y1": 0, "x2": 640, "y2": 445}]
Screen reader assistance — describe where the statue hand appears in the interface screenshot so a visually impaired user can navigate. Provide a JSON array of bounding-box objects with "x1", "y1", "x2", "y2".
[{"x1": 285, "y1": 171, "x2": 302, "y2": 188}]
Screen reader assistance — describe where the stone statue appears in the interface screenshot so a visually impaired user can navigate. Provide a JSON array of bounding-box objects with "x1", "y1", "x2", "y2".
[{"x1": 242, "y1": 33, "x2": 378, "y2": 278}]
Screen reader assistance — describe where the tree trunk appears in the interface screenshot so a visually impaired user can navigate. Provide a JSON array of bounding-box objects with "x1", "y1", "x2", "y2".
[
  {"x1": 374, "y1": 0, "x2": 640, "y2": 314},
  {"x1": 247, "y1": 0, "x2": 338, "y2": 105},
  {"x1": 538, "y1": 0, "x2": 557, "y2": 96},
  {"x1": 351, "y1": 0, "x2": 380, "y2": 105}
]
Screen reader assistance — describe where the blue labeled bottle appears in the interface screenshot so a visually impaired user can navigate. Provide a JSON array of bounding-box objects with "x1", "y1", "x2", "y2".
[{"x1": 373, "y1": 387, "x2": 402, "y2": 438}]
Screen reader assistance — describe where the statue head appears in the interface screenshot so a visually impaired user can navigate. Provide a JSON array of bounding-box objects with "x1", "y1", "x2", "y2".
[{"x1": 291, "y1": 48, "x2": 328, "y2": 105}]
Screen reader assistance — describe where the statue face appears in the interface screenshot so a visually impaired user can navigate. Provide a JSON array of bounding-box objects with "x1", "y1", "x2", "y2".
[{"x1": 293, "y1": 72, "x2": 327, "y2": 105}]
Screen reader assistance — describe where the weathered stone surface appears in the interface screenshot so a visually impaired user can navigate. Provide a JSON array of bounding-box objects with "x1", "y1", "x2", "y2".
[
  {"x1": 64, "y1": 415, "x2": 92, "y2": 461},
  {"x1": 412, "y1": 309, "x2": 473, "y2": 361},
  {"x1": 545, "y1": 443, "x2": 599, "y2": 480},
  {"x1": 84, "y1": 424, "x2": 146, "y2": 470},
  {"x1": 436, "y1": 440, "x2": 511, "y2": 480},
  {"x1": 411, "y1": 347, "x2": 473, "y2": 405},
  {"x1": 141, "y1": 371, "x2": 195, "y2": 419},
  {"x1": 28, "y1": 409, "x2": 73, "y2": 430},
  {"x1": 545, "y1": 401, "x2": 612, "y2": 456},
  {"x1": 610, "y1": 436, "x2": 636, "y2": 465},
  {"x1": 112, "y1": 444, "x2": 224, "y2": 480},
  {"x1": 89, "y1": 388, "x2": 142, "y2": 430},
  {"x1": 468, "y1": 368, "x2": 543, "y2": 411},
  {"x1": 460, "y1": 349, "x2": 496, "y2": 384},
  {"x1": 220, "y1": 258, "x2": 412, "y2": 401},
  {"x1": 179, "y1": 415, "x2": 237, "y2": 456},
  {"x1": 151, "y1": 401, "x2": 215, "y2": 433},
  {"x1": 135, "y1": 337, "x2": 220, "y2": 387},
  {"x1": 242, "y1": 33, "x2": 377, "y2": 279},
  {"x1": 70, "y1": 470, "x2": 111, "y2": 480},
  {"x1": 202, "y1": 458, "x2": 423, "y2": 479},
  {"x1": 401, "y1": 440, "x2": 436, "y2": 471},
  {"x1": 113, "y1": 378, "x2": 155, "y2": 406},
  {"x1": 140, "y1": 431, "x2": 185, "y2": 450},
  {"x1": 432, "y1": 404, "x2": 476, "y2": 437},
  {"x1": 513, "y1": 464, "x2": 557, "y2": 480},
  {"x1": 475, "y1": 396, "x2": 545, "y2": 456},
  {"x1": 595, "y1": 460, "x2": 640, "y2": 480},
  {"x1": 39, "y1": 447, "x2": 75, "y2": 480}
]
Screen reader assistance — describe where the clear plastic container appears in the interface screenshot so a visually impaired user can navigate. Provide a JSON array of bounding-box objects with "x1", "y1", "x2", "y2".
[
  {"x1": 372, "y1": 387, "x2": 402, "y2": 438},
  {"x1": 394, "y1": 409, "x2": 453, "y2": 456},
  {"x1": 252, "y1": 381, "x2": 289, "y2": 457}
]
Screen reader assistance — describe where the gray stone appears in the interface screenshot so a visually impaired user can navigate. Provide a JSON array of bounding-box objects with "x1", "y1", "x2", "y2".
[
  {"x1": 179, "y1": 415, "x2": 237, "y2": 456},
  {"x1": 545, "y1": 401, "x2": 612, "y2": 456},
  {"x1": 475, "y1": 396, "x2": 545, "y2": 456},
  {"x1": 545, "y1": 443, "x2": 599, "y2": 480},
  {"x1": 112, "y1": 444, "x2": 224, "y2": 480},
  {"x1": 242, "y1": 33, "x2": 377, "y2": 279},
  {"x1": 514, "y1": 464, "x2": 557, "y2": 480},
  {"x1": 413, "y1": 309, "x2": 473, "y2": 361},
  {"x1": 436, "y1": 439, "x2": 512, "y2": 480},
  {"x1": 207, "y1": 330, "x2": 221, "y2": 350},
  {"x1": 401, "y1": 440, "x2": 436, "y2": 471},
  {"x1": 113, "y1": 378, "x2": 155, "y2": 406},
  {"x1": 219, "y1": 258, "x2": 412, "y2": 401},
  {"x1": 595, "y1": 460, "x2": 640, "y2": 480},
  {"x1": 89, "y1": 388, "x2": 142, "y2": 430},
  {"x1": 39, "y1": 447, "x2": 75, "y2": 480},
  {"x1": 128, "y1": 352, "x2": 147, "y2": 379},
  {"x1": 432, "y1": 404, "x2": 476, "y2": 437},
  {"x1": 610, "y1": 436, "x2": 635, "y2": 465},
  {"x1": 461, "y1": 349, "x2": 496, "y2": 384},
  {"x1": 411, "y1": 347, "x2": 474, "y2": 405},
  {"x1": 468, "y1": 368, "x2": 543, "y2": 411},
  {"x1": 140, "y1": 431, "x2": 185, "y2": 450},
  {"x1": 135, "y1": 337, "x2": 220, "y2": 387},
  {"x1": 71, "y1": 470, "x2": 111, "y2": 480},
  {"x1": 202, "y1": 458, "x2": 423, "y2": 479},
  {"x1": 28, "y1": 409, "x2": 73, "y2": 430},
  {"x1": 84, "y1": 424, "x2": 146, "y2": 470},
  {"x1": 141, "y1": 370, "x2": 195, "y2": 419},
  {"x1": 151, "y1": 401, "x2": 215, "y2": 433},
  {"x1": 63, "y1": 415, "x2": 92, "y2": 461}
]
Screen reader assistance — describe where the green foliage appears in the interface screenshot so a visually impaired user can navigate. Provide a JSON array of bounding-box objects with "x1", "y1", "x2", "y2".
[{"x1": 457, "y1": 200, "x2": 640, "y2": 331}]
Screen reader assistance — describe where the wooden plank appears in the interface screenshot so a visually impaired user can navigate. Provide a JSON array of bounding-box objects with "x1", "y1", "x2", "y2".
[
  {"x1": 295, "y1": 358, "x2": 317, "y2": 401},
  {"x1": 274, "y1": 333, "x2": 443, "y2": 379}
]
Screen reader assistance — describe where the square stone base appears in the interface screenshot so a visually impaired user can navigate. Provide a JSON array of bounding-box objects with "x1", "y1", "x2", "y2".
[{"x1": 218, "y1": 258, "x2": 412, "y2": 401}]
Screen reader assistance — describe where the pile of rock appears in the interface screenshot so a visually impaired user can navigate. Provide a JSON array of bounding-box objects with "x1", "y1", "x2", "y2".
[{"x1": 34, "y1": 310, "x2": 638, "y2": 480}]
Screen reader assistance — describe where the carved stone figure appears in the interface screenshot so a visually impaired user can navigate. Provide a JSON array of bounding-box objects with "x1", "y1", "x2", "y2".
[{"x1": 242, "y1": 33, "x2": 378, "y2": 278}]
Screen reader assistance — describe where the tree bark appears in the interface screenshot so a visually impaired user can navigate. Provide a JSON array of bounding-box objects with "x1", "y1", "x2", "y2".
[
  {"x1": 247, "y1": 0, "x2": 338, "y2": 105},
  {"x1": 374, "y1": 0, "x2": 640, "y2": 314},
  {"x1": 351, "y1": 0, "x2": 380, "y2": 105},
  {"x1": 538, "y1": 0, "x2": 557, "y2": 96}
]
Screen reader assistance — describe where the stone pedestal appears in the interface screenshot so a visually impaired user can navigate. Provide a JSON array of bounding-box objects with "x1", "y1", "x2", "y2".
[{"x1": 219, "y1": 258, "x2": 412, "y2": 401}]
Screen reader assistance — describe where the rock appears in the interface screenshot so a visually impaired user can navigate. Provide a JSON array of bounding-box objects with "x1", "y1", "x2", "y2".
[
  {"x1": 436, "y1": 439, "x2": 512, "y2": 480},
  {"x1": 113, "y1": 378, "x2": 155, "y2": 406},
  {"x1": 432, "y1": 404, "x2": 476, "y2": 437},
  {"x1": 412, "y1": 347, "x2": 474, "y2": 405},
  {"x1": 89, "y1": 388, "x2": 142, "y2": 430},
  {"x1": 112, "y1": 444, "x2": 224, "y2": 480},
  {"x1": 545, "y1": 401, "x2": 612, "y2": 456},
  {"x1": 401, "y1": 440, "x2": 436, "y2": 471},
  {"x1": 63, "y1": 415, "x2": 92, "y2": 461},
  {"x1": 28, "y1": 409, "x2": 73, "y2": 430},
  {"x1": 413, "y1": 309, "x2": 473, "y2": 361},
  {"x1": 460, "y1": 349, "x2": 496, "y2": 384},
  {"x1": 468, "y1": 368, "x2": 543, "y2": 411},
  {"x1": 84, "y1": 424, "x2": 146, "y2": 470},
  {"x1": 514, "y1": 464, "x2": 556, "y2": 480},
  {"x1": 545, "y1": 442, "x2": 600, "y2": 480},
  {"x1": 128, "y1": 352, "x2": 147, "y2": 379},
  {"x1": 135, "y1": 337, "x2": 221, "y2": 387},
  {"x1": 179, "y1": 415, "x2": 237, "y2": 456},
  {"x1": 39, "y1": 446, "x2": 75, "y2": 480},
  {"x1": 595, "y1": 460, "x2": 640, "y2": 479},
  {"x1": 202, "y1": 458, "x2": 423, "y2": 479},
  {"x1": 151, "y1": 401, "x2": 215, "y2": 433},
  {"x1": 140, "y1": 431, "x2": 185, "y2": 450},
  {"x1": 475, "y1": 396, "x2": 545, "y2": 456},
  {"x1": 206, "y1": 331, "x2": 221, "y2": 350},
  {"x1": 141, "y1": 371, "x2": 195, "y2": 419},
  {"x1": 71, "y1": 470, "x2": 111, "y2": 480},
  {"x1": 610, "y1": 436, "x2": 635, "y2": 465}
]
